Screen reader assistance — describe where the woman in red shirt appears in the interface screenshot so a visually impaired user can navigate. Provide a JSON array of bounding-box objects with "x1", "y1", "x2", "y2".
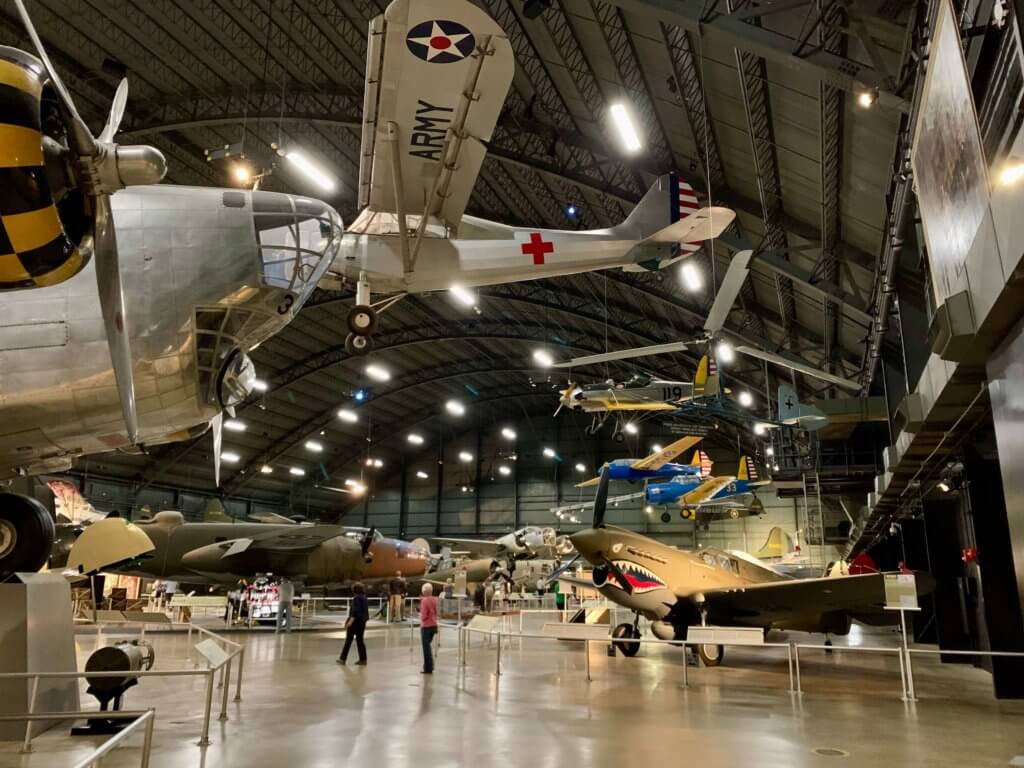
[{"x1": 419, "y1": 583, "x2": 439, "y2": 674}]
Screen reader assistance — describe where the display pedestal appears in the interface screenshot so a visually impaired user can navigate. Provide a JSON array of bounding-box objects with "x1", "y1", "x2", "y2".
[{"x1": 0, "y1": 573, "x2": 80, "y2": 740}]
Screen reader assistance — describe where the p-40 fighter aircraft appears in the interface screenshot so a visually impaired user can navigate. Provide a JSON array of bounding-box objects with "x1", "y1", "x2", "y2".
[
  {"x1": 0, "y1": 5, "x2": 343, "y2": 580},
  {"x1": 325, "y1": 0, "x2": 736, "y2": 354},
  {"x1": 560, "y1": 472, "x2": 933, "y2": 666}
]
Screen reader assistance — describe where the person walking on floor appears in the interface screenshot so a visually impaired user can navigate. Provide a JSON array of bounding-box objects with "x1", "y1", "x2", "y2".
[
  {"x1": 338, "y1": 582, "x2": 368, "y2": 666},
  {"x1": 419, "y1": 583, "x2": 439, "y2": 674},
  {"x1": 276, "y1": 578, "x2": 294, "y2": 633}
]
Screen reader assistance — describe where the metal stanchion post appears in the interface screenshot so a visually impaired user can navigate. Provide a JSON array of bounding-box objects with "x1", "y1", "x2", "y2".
[
  {"x1": 219, "y1": 659, "x2": 232, "y2": 721},
  {"x1": 793, "y1": 645, "x2": 803, "y2": 696},
  {"x1": 198, "y1": 669, "x2": 215, "y2": 746},
  {"x1": 786, "y1": 644, "x2": 794, "y2": 692},
  {"x1": 21, "y1": 675, "x2": 39, "y2": 753},
  {"x1": 495, "y1": 631, "x2": 502, "y2": 676},
  {"x1": 585, "y1": 639, "x2": 591, "y2": 682},
  {"x1": 681, "y1": 643, "x2": 688, "y2": 688},
  {"x1": 897, "y1": 646, "x2": 908, "y2": 700},
  {"x1": 234, "y1": 647, "x2": 245, "y2": 702},
  {"x1": 900, "y1": 609, "x2": 917, "y2": 701},
  {"x1": 141, "y1": 709, "x2": 155, "y2": 768}
]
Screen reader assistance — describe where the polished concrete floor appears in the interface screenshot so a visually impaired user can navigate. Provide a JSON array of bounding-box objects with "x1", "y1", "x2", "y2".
[{"x1": 2, "y1": 623, "x2": 1023, "y2": 767}]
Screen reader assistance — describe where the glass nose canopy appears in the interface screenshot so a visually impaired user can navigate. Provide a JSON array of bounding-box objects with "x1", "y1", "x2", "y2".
[{"x1": 252, "y1": 192, "x2": 343, "y2": 305}]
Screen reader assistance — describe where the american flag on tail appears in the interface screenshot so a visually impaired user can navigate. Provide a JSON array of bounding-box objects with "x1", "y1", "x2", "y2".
[
  {"x1": 745, "y1": 456, "x2": 759, "y2": 481},
  {"x1": 670, "y1": 174, "x2": 703, "y2": 257},
  {"x1": 699, "y1": 451, "x2": 713, "y2": 478}
]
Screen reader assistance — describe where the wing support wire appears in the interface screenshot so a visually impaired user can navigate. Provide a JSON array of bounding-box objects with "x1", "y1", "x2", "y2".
[{"x1": 408, "y1": 34, "x2": 496, "y2": 273}]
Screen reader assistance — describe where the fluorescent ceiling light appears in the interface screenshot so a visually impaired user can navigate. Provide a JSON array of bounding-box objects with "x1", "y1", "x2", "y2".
[
  {"x1": 501, "y1": 427, "x2": 517, "y2": 440},
  {"x1": 344, "y1": 479, "x2": 366, "y2": 494},
  {"x1": 365, "y1": 364, "x2": 390, "y2": 382},
  {"x1": 450, "y1": 285, "x2": 475, "y2": 306},
  {"x1": 284, "y1": 149, "x2": 336, "y2": 192},
  {"x1": 533, "y1": 349, "x2": 553, "y2": 368},
  {"x1": 259, "y1": 464, "x2": 274, "y2": 474},
  {"x1": 738, "y1": 391, "x2": 753, "y2": 408},
  {"x1": 609, "y1": 102, "x2": 642, "y2": 152},
  {"x1": 416, "y1": 470, "x2": 429, "y2": 479},
  {"x1": 766, "y1": 446, "x2": 774, "y2": 457},
  {"x1": 338, "y1": 408, "x2": 358, "y2": 423},
  {"x1": 224, "y1": 419, "x2": 246, "y2": 432},
  {"x1": 681, "y1": 262, "x2": 702, "y2": 292},
  {"x1": 458, "y1": 451, "x2": 473, "y2": 463},
  {"x1": 498, "y1": 465, "x2": 511, "y2": 476},
  {"x1": 289, "y1": 467, "x2": 305, "y2": 476},
  {"x1": 407, "y1": 433, "x2": 424, "y2": 445},
  {"x1": 715, "y1": 341, "x2": 735, "y2": 364},
  {"x1": 221, "y1": 451, "x2": 241, "y2": 463},
  {"x1": 856, "y1": 89, "x2": 877, "y2": 108},
  {"x1": 252, "y1": 379, "x2": 269, "y2": 392},
  {"x1": 624, "y1": 422, "x2": 638, "y2": 435},
  {"x1": 445, "y1": 400, "x2": 466, "y2": 416},
  {"x1": 543, "y1": 447, "x2": 556, "y2": 458},
  {"x1": 305, "y1": 440, "x2": 323, "y2": 452},
  {"x1": 574, "y1": 462, "x2": 586, "y2": 473}
]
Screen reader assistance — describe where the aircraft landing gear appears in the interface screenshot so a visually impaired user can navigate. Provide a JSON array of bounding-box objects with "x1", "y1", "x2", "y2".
[
  {"x1": 611, "y1": 622, "x2": 641, "y2": 657},
  {"x1": 824, "y1": 635, "x2": 833, "y2": 655},
  {"x1": 0, "y1": 492, "x2": 56, "y2": 580},
  {"x1": 696, "y1": 643, "x2": 724, "y2": 667},
  {"x1": 343, "y1": 273, "x2": 404, "y2": 357}
]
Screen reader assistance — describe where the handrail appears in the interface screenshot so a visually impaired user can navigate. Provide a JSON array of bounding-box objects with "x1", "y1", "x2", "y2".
[{"x1": 71, "y1": 709, "x2": 156, "y2": 768}]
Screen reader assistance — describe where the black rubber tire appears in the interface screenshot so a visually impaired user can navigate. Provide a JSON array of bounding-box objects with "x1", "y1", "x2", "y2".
[
  {"x1": 347, "y1": 305, "x2": 377, "y2": 335},
  {"x1": 612, "y1": 623, "x2": 640, "y2": 657},
  {"x1": 0, "y1": 493, "x2": 56, "y2": 580},
  {"x1": 697, "y1": 643, "x2": 724, "y2": 667},
  {"x1": 345, "y1": 333, "x2": 373, "y2": 356}
]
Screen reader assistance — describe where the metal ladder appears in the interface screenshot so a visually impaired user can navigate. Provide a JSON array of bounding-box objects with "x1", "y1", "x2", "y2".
[{"x1": 801, "y1": 471, "x2": 825, "y2": 566}]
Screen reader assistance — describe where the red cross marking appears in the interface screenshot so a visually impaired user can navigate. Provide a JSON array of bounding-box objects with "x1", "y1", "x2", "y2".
[{"x1": 521, "y1": 232, "x2": 554, "y2": 265}]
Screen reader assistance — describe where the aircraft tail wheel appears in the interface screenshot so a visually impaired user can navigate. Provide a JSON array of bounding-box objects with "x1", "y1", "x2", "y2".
[
  {"x1": 345, "y1": 333, "x2": 373, "y2": 356},
  {"x1": 347, "y1": 305, "x2": 377, "y2": 334},
  {"x1": 0, "y1": 493, "x2": 57, "y2": 579},
  {"x1": 697, "y1": 643, "x2": 724, "y2": 667},
  {"x1": 611, "y1": 623, "x2": 640, "y2": 657}
]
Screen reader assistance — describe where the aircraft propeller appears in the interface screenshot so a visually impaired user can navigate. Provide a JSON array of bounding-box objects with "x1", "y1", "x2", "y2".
[
  {"x1": 545, "y1": 553, "x2": 580, "y2": 584},
  {"x1": 593, "y1": 471, "x2": 611, "y2": 528},
  {"x1": 12, "y1": 0, "x2": 168, "y2": 443},
  {"x1": 211, "y1": 412, "x2": 223, "y2": 488},
  {"x1": 594, "y1": 555, "x2": 634, "y2": 596},
  {"x1": 360, "y1": 527, "x2": 376, "y2": 562},
  {"x1": 551, "y1": 251, "x2": 861, "y2": 392}
]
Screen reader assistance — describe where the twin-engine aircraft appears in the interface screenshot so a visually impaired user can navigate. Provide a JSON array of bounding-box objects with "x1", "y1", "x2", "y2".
[
  {"x1": 325, "y1": 0, "x2": 736, "y2": 354},
  {"x1": 430, "y1": 525, "x2": 573, "y2": 563},
  {"x1": 562, "y1": 472, "x2": 933, "y2": 665}
]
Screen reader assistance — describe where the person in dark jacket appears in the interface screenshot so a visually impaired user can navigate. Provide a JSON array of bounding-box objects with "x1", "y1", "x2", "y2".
[{"x1": 338, "y1": 583, "x2": 369, "y2": 666}]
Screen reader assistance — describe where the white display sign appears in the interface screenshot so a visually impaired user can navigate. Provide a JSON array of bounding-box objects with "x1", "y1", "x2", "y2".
[
  {"x1": 194, "y1": 638, "x2": 230, "y2": 667},
  {"x1": 884, "y1": 573, "x2": 919, "y2": 609}
]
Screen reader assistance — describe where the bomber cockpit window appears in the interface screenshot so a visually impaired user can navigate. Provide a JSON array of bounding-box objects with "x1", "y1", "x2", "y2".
[{"x1": 252, "y1": 192, "x2": 342, "y2": 305}]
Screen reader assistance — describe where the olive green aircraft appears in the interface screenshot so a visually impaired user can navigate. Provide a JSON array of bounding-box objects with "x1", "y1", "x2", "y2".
[{"x1": 561, "y1": 473, "x2": 933, "y2": 665}]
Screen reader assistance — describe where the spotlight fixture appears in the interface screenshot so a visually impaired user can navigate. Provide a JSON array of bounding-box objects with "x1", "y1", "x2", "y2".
[
  {"x1": 252, "y1": 378, "x2": 269, "y2": 392},
  {"x1": 289, "y1": 467, "x2": 305, "y2": 477},
  {"x1": 772, "y1": 463, "x2": 780, "y2": 472},
  {"x1": 449, "y1": 284, "x2": 476, "y2": 306},
  {"x1": 998, "y1": 157, "x2": 1024, "y2": 187},
  {"x1": 680, "y1": 262, "x2": 702, "y2": 292},
  {"x1": 283, "y1": 148, "x2": 337, "y2": 192},
  {"x1": 651, "y1": 444, "x2": 663, "y2": 454},
  {"x1": 498, "y1": 465, "x2": 512, "y2": 476},
  {"x1": 373, "y1": 458, "x2": 383, "y2": 468},
  {"x1": 533, "y1": 349, "x2": 554, "y2": 368},
  {"x1": 609, "y1": 102, "x2": 642, "y2": 153},
  {"x1": 753, "y1": 423, "x2": 767, "y2": 436},
  {"x1": 305, "y1": 440, "x2": 323, "y2": 453},
  {"x1": 458, "y1": 451, "x2": 473, "y2": 463},
  {"x1": 221, "y1": 450, "x2": 241, "y2": 463},
  {"x1": 574, "y1": 462, "x2": 586, "y2": 473},
  {"x1": 354, "y1": 389, "x2": 368, "y2": 402},
  {"x1": 766, "y1": 446, "x2": 774, "y2": 457},
  {"x1": 938, "y1": 480, "x2": 951, "y2": 492},
  {"x1": 566, "y1": 204, "x2": 577, "y2": 217},
  {"x1": 715, "y1": 341, "x2": 735, "y2": 364},
  {"x1": 407, "y1": 433, "x2": 425, "y2": 445},
  {"x1": 224, "y1": 419, "x2": 246, "y2": 432},
  {"x1": 231, "y1": 162, "x2": 253, "y2": 185},
  {"x1": 416, "y1": 470, "x2": 429, "y2": 479},
  {"x1": 445, "y1": 400, "x2": 466, "y2": 416},
  {"x1": 856, "y1": 88, "x2": 878, "y2": 108},
  {"x1": 738, "y1": 391, "x2": 753, "y2": 408},
  {"x1": 461, "y1": 485, "x2": 469, "y2": 493},
  {"x1": 259, "y1": 464, "x2": 274, "y2": 474},
  {"x1": 338, "y1": 408, "x2": 358, "y2": 423},
  {"x1": 365, "y1": 364, "x2": 390, "y2": 382},
  {"x1": 501, "y1": 427, "x2": 517, "y2": 440},
  {"x1": 624, "y1": 422, "x2": 638, "y2": 435},
  {"x1": 645, "y1": 506, "x2": 653, "y2": 514},
  {"x1": 543, "y1": 447, "x2": 556, "y2": 458}
]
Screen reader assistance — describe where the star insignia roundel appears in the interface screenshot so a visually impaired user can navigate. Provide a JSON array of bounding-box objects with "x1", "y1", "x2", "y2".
[{"x1": 406, "y1": 19, "x2": 476, "y2": 63}]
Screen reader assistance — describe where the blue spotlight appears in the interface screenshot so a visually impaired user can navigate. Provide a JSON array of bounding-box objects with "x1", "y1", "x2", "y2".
[{"x1": 354, "y1": 389, "x2": 367, "y2": 402}]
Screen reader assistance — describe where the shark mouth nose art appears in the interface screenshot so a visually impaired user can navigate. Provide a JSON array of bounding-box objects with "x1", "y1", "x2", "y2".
[{"x1": 596, "y1": 561, "x2": 666, "y2": 593}]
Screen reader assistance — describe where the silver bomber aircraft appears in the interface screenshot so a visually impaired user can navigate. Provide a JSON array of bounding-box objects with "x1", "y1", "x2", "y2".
[{"x1": 0, "y1": 8, "x2": 342, "y2": 580}]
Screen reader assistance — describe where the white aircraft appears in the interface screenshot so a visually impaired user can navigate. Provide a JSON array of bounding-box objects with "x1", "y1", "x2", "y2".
[
  {"x1": 323, "y1": 0, "x2": 736, "y2": 353},
  {"x1": 431, "y1": 525, "x2": 573, "y2": 561}
]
